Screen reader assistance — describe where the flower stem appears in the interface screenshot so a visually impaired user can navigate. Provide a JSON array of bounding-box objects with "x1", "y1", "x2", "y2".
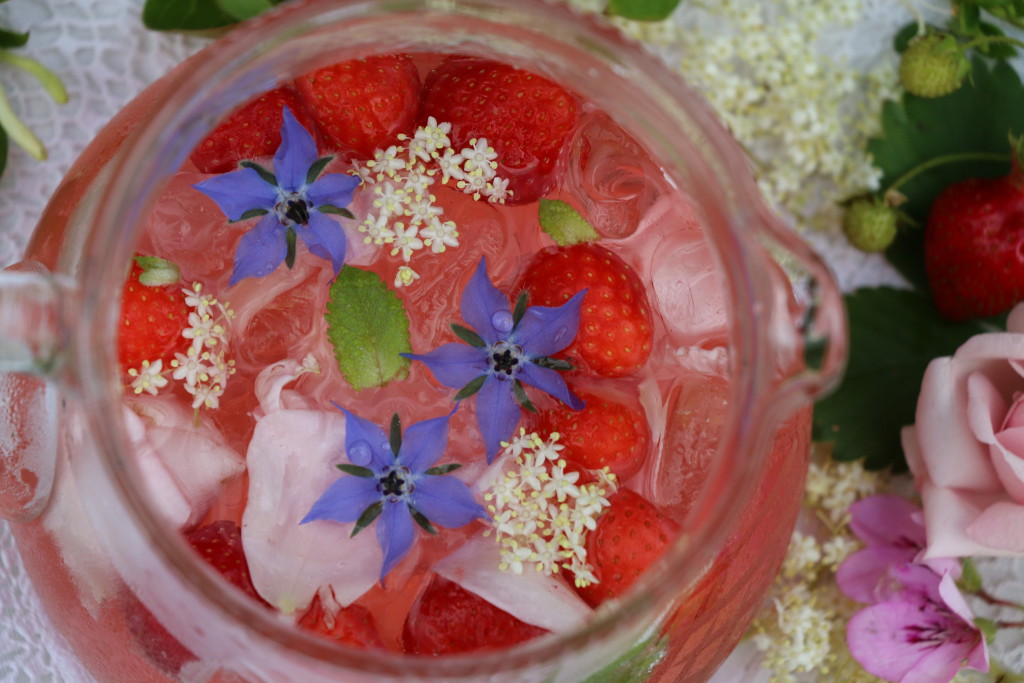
[
  {"x1": 0, "y1": 50, "x2": 68, "y2": 104},
  {"x1": 0, "y1": 80, "x2": 45, "y2": 160},
  {"x1": 977, "y1": 587, "x2": 1024, "y2": 612},
  {"x1": 961, "y1": 34, "x2": 1024, "y2": 53},
  {"x1": 997, "y1": 621, "x2": 1024, "y2": 629},
  {"x1": 885, "y1": 151, "x2": 1009, "y2": 196}
]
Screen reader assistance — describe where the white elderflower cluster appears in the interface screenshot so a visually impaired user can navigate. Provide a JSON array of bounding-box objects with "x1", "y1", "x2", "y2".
[
  {"x1": 351, "y1": 117, "x2": 511, "y2": 287},
  {"x1": 128, "y1": 282, "x2": 236, "y2": 418},
  {"x1": 749, "y1": 452, "x2": 888, "y2": 683},
  {"x1": 483, "y1": 430, "x2": 617, "y2": 587},
  {"x1": 563, "y1": 0, "x2": 901, "y2": 233}
]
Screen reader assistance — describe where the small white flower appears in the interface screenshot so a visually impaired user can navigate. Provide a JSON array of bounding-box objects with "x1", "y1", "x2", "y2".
[
  {"x1": 128, "y1": 360, "x2": 169, "y2": 396},
  {"x1": 390, "y1": 223, "x2": 424, "y2": 262},
  {"x1": 394, "y1": 266, "x2": 421, "y2": 288},
  {"x1": 421, "y1": 219, "x2": 460, "y2": 254}
]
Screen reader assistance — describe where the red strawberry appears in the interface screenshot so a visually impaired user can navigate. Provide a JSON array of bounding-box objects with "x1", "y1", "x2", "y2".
[
  {"x1": 190, "y1": 86, "x2": 317, "y2": 174},
  {"x1": 530, "y1": 390, "x2": 650, "y2": 481},
  {"x1": 294, "y1": 54, "x2": 421, "y2": 163},
  {"x1": 402, "y1": 575, "x2": 547, "y2": 655},
  {"x1": 518, "y1": 243, "x2": 654, "y2": 377},
  {"x1": 422, "y1": 57, "x2": 580, "y2": 204},
  {"x1": 122, "y1": 591, "x2": 196, "y2": 675},
  {"x1": 185, "y1": 520, "x2": 269, "y2": 606},
  {"x1": 575, "y1": 489, "x2": 678, "y2": 607},
  {"x1": 118, "y1": 255, "x2": 191, "y2": 376},
  {"x1": 297, "y1": 591, "x2": 383, "y2": 649},
  {"x1": 925, "y1": 151, "x2": 1024, "y2": 321}
]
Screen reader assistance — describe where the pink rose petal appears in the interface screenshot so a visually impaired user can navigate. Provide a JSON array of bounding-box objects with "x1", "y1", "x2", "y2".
[
  {"x1": 1006, "y1": 302, "x2": 1024, "y2": 334},
  {"x1": 920, "y1": 484, "x2": 1018, "y2": 558},
  {"x1": 917, "y1": 359, "x2": 1000, "y2": 491},
  {"x1": 902, "y1": 426, "x2": 927, "y2": 484},
  {"x1": 966, "y1": 372, "x2": 1008, "y2": 448},
  {"x1": 964, "y1": 501, "x2": 1024, "y2": 553}
]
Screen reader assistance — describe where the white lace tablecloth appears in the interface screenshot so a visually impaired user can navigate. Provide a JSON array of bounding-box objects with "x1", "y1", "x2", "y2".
[{"x1": 0, "y1": 1, "x2": 945, "y2": 681}]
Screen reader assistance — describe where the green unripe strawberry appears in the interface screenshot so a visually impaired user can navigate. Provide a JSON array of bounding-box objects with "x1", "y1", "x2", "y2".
[
  {"x1": 899, "y1": 33, "x2": 969, "y2": 98},
  {"x1": 843, "y1": 198, "x2": 898, "y2": 253}
]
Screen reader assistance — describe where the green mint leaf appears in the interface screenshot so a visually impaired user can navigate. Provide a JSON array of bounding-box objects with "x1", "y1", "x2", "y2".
[
  {"x1": 869, "y1": 58, "x2": 1023, "y2": 290},
  {"x1": 239, "y1": 160, "x2": 278, "y2": 186},
  {"x1": 606, "y1": 0, "x2": 682, "y2": 22},
  {"x1": 318, "y1": 205, "x2": 355, "y2": 219},
  {"x1": 336, "y1": 463, "x2": 375, "y2": 478},
  {"x1": 389, "y1": 413, "x2": 402, "y2": 457},
  {"x1": 408, "y1": 505, "x2": 438, "y2": 535},
  {"x1": 454, "y1": 375, "x2": 487, "y2": 401},
  {"x1": 812, "y1": 287, "x2": 992, "y2": 470},
  {"x1": 305, "y1": 155, "x2": 334, "y2": 185},
  {"x1": 424, "y1": 463, "x2": 462, "y2": 476},
  {"x1": 0, "y1": 27, "x2": 28, "y2": 49},
  {"x1": 134, "y1": 255, "x2": 181, "y2": 286},
  {"x1": 511, "y1": 291, "x2": 529, "y2": 328},
  {"x1": 325, "y1": 266, "x2": 412, "y2": 391},
  {"x1": 513, "y1": 380, "x2": 537, "y2": 413},
  {"x1": 538, "y1": 199, "x2": 599, "y2": 246},
  {"x1": 215, "y1": 0, "x2": 274, "y2": 20},
  {"x1": 284, "y1": 228, "x2": 297, "y2": 269},
  {"x1": 450, "y1": 323, "x2": 486, "y2": 348},
  {"x1": 579, "y1": 633, "x2": 669, "y2": 683},
  {"x1": 142, "y1": 0, "x2": 238, "y2": 31},
  {"x1": 350, "y1": 501, "x2": 383, "y2": 537}
]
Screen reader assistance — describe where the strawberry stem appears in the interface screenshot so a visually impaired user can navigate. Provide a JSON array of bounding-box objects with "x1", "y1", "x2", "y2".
[
  {"x1": 960, "y1": 34, "x2": 1024, "y2": 53},
  {"x1": 886, "y1": 151, "x2": 1009, "y2": 196}
]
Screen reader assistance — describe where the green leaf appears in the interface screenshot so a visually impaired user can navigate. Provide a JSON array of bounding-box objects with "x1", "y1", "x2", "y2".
[
  {"x1": 325, "y1": 266, "x2": 412, "y2": 391},
  {"x1": 606, "y1": 0, "x2": 682, "y2": 22},
  {"x1": 454, "y1": 375, "x2": 487, "y2": 401},
  {"x1": 0, "y1": 127, "x2": 7, "y2": 181},
  {"x1": 958, "y1": 557, "x2": 983, "y2": 593},
  {"x1": 538, "y1": 199, "x2": 599, "y2": 246},
  {"x1": 869, "y1": 58, "x2": 1023, "y2": 289},
  {"x1": 239, "y1": 160, "x2": 278, "y2": 186},
  {"x1": 975, "y1": 22, "x2": 1018, "y2": 59},
  {"x1": 579, "y1": 633, "x2": 669, "y2": 683},
  {"x1": 305, "y1": 155, "x2": 334, "y2": 185},
  {"x1": 424, "y1": 463, "x2": 462, "y2": 476},
  {"x1": 0, "y1": 27, "x2": 28, "y2": 49},
  {"x1": 450, "y1": 323, "x2": 486, "y2": 348},
  {"x1": 336, "y1": 463, "x2": 375, "y2": 478},
  {"x1": 231, "y1": 207, "x2": 269, "y2": 223},
  {"x1": 142, "y1": 0, "x2": 238, "y2": 31},
  {"x1": 408, "y1": 505, "x2": 438, "y2": 535},
  {"x1": 389, "y1": 413, "x2": 402, "y2": 457},
  {"x1": 513, "y1": 380, "x2": 537, "y2": 413},
  {"x1": 216, "y1": 0, "x2": 274, "y2": 21},
  {"x1": 318, "y1": 205, "x2": 355, "y2": 219},
  {"x1": 512, "y1": 291, "x2": 529, "y2": 328},
  {"x1": 351, "y1": 501, "x2": 383, "y2": 537},
  {"x1": 812, "y1": 287, "x2": 992, "y2": 470},
  {"x1": 533, "y1": 356, "x2": 574, "y2": 371},
  {"x1": 284, "y1": 227, "x2": 297, "y2": 269},
  {"x1": 894, "y1": 22, "x2": 921, "y2": 53}
]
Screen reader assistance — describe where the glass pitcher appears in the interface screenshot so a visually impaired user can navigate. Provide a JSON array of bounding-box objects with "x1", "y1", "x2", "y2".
[{"x1": 0, "y1": 0, "x2": 847, "y2": 680}]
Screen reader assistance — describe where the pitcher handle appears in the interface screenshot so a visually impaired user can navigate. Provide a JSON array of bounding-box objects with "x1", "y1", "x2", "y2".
[{"x1": 0, "y1": 259, "x2": 75, "y2": 522}]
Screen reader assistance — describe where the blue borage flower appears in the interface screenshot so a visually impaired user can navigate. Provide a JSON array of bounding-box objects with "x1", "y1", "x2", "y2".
[
  {"x1": 193, "y1": 107, "x2": 361, "y2": 286},
  {"x1": 301, "y1": 404, "x2": 487, "y2": 582},
  {"x1": 403, "y1": 258, "x2": 586, "y2": 462}
]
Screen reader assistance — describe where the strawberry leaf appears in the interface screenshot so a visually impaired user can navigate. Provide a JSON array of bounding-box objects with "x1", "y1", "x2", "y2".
[
  {"x1": 812, "y1": 287, "x2": 992, "y2": 470},
  {"x1": 870, "y1": 58, "x2": 1024, "y2": 290},
  {"x1": 325, "y1": 266, "x2": 412, "y2": 391}
]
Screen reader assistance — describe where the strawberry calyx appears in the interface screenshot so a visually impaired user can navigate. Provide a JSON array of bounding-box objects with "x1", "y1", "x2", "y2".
[
  {"x1": 538, "y1": 199, "x2": 600, "y2": 246},
  {"x1": 133, "y1": 255, "x2": 181, "y2": 287}
]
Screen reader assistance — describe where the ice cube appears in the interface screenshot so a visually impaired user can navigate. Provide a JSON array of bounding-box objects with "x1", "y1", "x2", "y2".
[
  {"x1": 433, "y1": 534, "x2": 592, "y2": 633},
  {"x1": 124, "y1": 395, "x2": 246, "y2": 529},
  {"x1": 562, "y1": 110, "x2": 668, "y2": 239}
]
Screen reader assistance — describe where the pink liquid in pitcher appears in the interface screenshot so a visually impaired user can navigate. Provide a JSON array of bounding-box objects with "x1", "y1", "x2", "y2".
[{"x1": 14, "y1": 49, "x2": 809, "y2": 683}]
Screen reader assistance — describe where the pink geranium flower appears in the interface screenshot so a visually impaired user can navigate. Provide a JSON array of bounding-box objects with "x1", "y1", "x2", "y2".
[
  {"x1": 847, "y1": 568, "x2": 988, "y2": 683},
  {"x1": 836, "y1": 495, "x2": 960, "y2": 604}
]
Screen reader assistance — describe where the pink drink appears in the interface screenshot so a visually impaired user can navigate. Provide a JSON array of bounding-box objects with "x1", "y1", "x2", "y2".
[{"x1": 7, "y1": 5, "x2": 840, "y2": 678}]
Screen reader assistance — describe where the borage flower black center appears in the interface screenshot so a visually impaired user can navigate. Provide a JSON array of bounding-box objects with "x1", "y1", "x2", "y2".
[
  {"x1": 488, "y1": 342, "x2": 523, "y2": 378},
  {"x1": 279, "y1": 194, "x2": 311, "y2": 226},
  {"x1": 378, "y1": 466, "x2": 412, "y2": 499}
]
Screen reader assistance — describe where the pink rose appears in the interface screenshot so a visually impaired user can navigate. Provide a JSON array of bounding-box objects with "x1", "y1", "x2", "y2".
[{"x1": 903, "y1": 304, "x2": 1024, "y2": 558}]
